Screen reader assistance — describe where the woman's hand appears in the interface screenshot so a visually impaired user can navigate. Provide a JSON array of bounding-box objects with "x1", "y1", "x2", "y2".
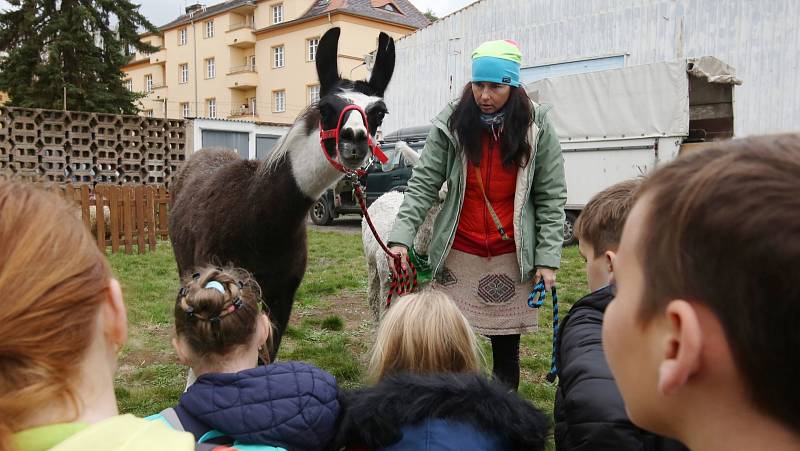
[
  {"x1": 535, "y1": 267, "x2": 557, "y2": 291},
  {"x1": 387, "y1": 245, "x2": 409, "y2": 278}
]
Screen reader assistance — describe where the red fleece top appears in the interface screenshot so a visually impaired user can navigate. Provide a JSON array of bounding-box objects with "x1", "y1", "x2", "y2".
[{"x1": 452, "y1": 132, "x2": 517, "y2": 257}]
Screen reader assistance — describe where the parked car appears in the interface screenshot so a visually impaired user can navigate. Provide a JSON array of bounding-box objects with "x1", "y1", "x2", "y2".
[{"x1": 308, "y1": 126, "x2": 428, "y2": 225}]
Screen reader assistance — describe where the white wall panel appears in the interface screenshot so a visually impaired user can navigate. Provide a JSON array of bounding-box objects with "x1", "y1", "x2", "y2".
[{"x1": 383, "y1": 0, "x2": 799, "y2": 137}]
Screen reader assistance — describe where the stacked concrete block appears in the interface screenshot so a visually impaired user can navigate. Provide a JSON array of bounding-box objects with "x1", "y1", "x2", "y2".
[
  {"x1": 93, "y1": 113, "x2": 120, "y2": 184},
  {"x1": 164, "y1": 119, "x2": 187, "y2": 187},
  {"x1": 8, "y1": 109, "x2": 40, "y2": 181},
  {"x1": 65, "y1": 111, "x2": 94, "y2": 183},
  {"x1": 141, "y1": 118, "x2": 167, "y2": 184},
  {"x1": 39, "y1": 110, "x2": 68, "y2": 182},
  {"x1": 0, "y1": 107, "x2": 187, "y2": 186},
  {"x1": 0, "y1": 109, "x2": 11, "y2": 178}
]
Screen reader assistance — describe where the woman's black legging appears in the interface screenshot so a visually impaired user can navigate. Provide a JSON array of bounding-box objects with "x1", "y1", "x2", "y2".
[{"x1": 489, "y1": 334, "x2": 520, "y2": 390}]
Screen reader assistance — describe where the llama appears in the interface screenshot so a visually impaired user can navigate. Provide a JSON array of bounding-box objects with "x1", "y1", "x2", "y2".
[
  {"x1": 362, "y1": 142, "x2": 446, "y2": 321},
  {"x1": 169, "y1": 27, "x2": 395, "y2": 356}
]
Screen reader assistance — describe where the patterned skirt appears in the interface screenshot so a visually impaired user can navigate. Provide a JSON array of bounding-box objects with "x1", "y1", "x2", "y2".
[{"x1": 433, "y1": 249, "x2": 538, "y2": 335}]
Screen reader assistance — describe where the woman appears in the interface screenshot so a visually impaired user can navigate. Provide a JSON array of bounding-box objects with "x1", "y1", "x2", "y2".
[
  {"x1": 0, "y1": 181, "x2": 194, "y2": 451},
  {"x1": 388, "y1": 39, "x2": 567, "y2": 390},
  {"x1": 334, "y1": 290, "x2": 548, "y2": 450}
]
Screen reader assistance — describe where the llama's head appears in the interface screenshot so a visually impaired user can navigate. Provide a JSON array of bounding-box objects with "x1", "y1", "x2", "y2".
[{"x1": 315, "y1": 27, "x2": 395, "y2": 170}]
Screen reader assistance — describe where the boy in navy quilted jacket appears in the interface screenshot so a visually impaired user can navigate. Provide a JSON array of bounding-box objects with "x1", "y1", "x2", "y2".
[
  {"x1": 553, "y1": 180, "x2": 686, "y2": 451},
  {"x1": 150, "y1": 266, "x2": 340, "y2": 451}
]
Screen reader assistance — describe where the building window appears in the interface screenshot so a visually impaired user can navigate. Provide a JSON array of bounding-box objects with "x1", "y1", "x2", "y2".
[
  {"x1": 206, "y1": 58, "x2": 215, "y2": 79},
  {"x1": 205, "y1": 20, "x2": 214, "y2": 38},
  {"x1": 273, "y1": 45, "x2": 284, "y2": 68},
  {"x1": 144, "y1": 74, "x2": 153, "y2": 92},
  {"x1": 307, "y1": 37, "x2": 319, "y2": 61},
  {"x1": 273, "y1": 90, "x2": 285, "y2": 112},
  {"x1": 125, "y1": 79, "x2": 133, "y2": 91},
  {"x1": 247, "y1": 55, "x2": 256, "y2": 70},
  {"x1": 307, "y1": 84, "x2": 320, "y2": 104},
  {"x1": 181, "y1": 102, "x2": 191, "y2": 118},
  {"x1": 178, "y1": 27, "x2": 187, "y2": 45},
  {"x1": 179, "y1": 63, "x2": 189, "y2": 84},
  {"x1": 272, "y1": 4, "x2": 283, "y2": 24},
  {"x1": 207, "y1": 98, "x2": 216, "y2": 118},
  {"x1": 145, "y1": 109, "x2": 154, "y2": 117}
]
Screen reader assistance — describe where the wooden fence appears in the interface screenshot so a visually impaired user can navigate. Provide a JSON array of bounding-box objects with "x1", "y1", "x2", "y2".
[{"x1": 46, "y1": 184, "x2": 170, "y2": 254}]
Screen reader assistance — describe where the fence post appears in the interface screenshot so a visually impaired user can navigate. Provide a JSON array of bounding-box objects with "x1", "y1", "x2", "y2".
[
  {"x1": 123, "y1": 186, "x2": 134, "y2": 254},
  {"x1": 146, "y1": 186, "x2": 157, "y2": 251},
  {"x1": 79, "y1": 185, "x2": 90, "y2": 230},
  {"x1": 95, "y1": 185, "x2": 107, "y2": 252},
  {"x1": 158, "y1": 186, "x2": 169, "y2": 240},
  {"x1": 109, "y1": 186, "x2": 120, "y2": 253},
  {"x1": 135, "y1": 186, "x2": 146, "y2": 254}
]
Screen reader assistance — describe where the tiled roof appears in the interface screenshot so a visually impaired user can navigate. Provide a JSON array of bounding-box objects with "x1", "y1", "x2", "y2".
[
  {"x1": 157, "y1": 0, "x2": 429, "y2": 33},
  {"x1": 301, "y1": 0, "x2": 430, "y2": 29},
  {"x1": 158, "y1": 0, "x2": 254, "y2": 31}
]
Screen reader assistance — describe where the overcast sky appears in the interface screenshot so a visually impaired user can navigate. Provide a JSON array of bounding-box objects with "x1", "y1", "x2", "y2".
[{"x1": 0, "y1": 0, "x2": 475, "y2": 28}]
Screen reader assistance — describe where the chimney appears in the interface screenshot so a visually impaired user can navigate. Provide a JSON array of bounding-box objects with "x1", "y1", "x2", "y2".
[{"x1": 185, "y1": 3, "x2": 204, "y2": 15}]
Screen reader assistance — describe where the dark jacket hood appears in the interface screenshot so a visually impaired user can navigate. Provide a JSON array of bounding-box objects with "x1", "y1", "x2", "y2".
[
  {"x1": 334, "y1": 372, "x2": 549, "y2": 450},
  {"x1": 178, "y1": 361, "x2": 340, "y2": 450}
]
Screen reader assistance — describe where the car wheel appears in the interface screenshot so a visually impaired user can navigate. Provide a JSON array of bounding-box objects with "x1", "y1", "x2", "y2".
[
  {"x1": 310, "y1": 197, "x2": 334, "y2": 226},
  {"x1": 563, "y1": 211, "x2": 578, "y2": 246}
]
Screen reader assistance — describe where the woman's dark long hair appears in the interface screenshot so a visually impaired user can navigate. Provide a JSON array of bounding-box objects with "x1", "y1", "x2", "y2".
[{"x1": 448, "y1": 83, "x2": 533, "y2": 168}]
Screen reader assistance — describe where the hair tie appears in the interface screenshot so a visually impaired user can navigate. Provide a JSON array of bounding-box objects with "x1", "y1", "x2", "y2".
[{"x1": 204, "y1": 281, "x2": 225, "y2": 294}]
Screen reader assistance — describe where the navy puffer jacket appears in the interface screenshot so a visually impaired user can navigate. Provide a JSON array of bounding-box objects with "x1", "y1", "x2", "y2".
[
  {"x1": 174, "y1": 361, "x2": 340, "y2": 450},
  {"x1": 554, "y1": 286, "x2": 688, "y2": 451}
]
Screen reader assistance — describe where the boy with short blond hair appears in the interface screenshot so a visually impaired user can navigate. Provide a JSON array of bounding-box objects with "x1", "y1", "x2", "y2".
[
  {"x1": 554, "y1": 179, "x2": 687, "y2": 451},
  {"x1": 603, "y1": 134, "x2": 800, "y2": 451}
]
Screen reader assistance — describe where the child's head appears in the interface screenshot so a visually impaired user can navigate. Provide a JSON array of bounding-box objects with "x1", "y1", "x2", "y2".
[
  {"x1": 368, "y1": 289, "x2": 481, "y2": 382},
  {"x1": 574, "y1": 179, "x2": 641, "y2": 291},
  {"x1": 173, "y1": 266, "x2": 272, "y2": 375},
  {"x1": 0, "y1": 182, "x2": 126, "y2": 448},
  {"x1": 603, "y1": 134, "x2": 800, "y2": 445}
]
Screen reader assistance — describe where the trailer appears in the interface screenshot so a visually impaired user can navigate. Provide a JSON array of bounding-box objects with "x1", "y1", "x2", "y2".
[{"x1": 526, "y1": 56, "x2": 740, "y2": 244}]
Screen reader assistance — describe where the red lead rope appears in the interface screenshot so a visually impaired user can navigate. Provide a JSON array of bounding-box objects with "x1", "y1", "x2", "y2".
[{"x1": 352, "y1": 178, "x2": 417, "y2": 309}]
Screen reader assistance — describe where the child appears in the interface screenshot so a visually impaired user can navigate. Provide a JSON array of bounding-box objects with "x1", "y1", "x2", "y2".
[
  {"x1": 603, "y1": 134, "x2": 800, "y2": 451},
  {"x1": 335, "y1": 289, "x2": 549, "y2": 451},
  {"x1": 553, "y1": 179, "x2": 687, "y2": 451},
  {"x1": 150, "y1": 266, "x2": 340, "y2": 451},
  {"x1": 0, "y1": 181, "x2": 194, "y2": 451}
]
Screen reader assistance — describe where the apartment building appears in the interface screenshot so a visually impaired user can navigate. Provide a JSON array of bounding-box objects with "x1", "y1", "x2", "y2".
[{"x1": 122, "y1": 0, "x2": 428, "y2": 124}]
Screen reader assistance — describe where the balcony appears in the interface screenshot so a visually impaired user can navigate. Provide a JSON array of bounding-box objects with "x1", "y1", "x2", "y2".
[
  {"x1": 227, "y1": 65, "x2": 258, "y2": 89},
  {"x1": 149, "y1": 48, "x2": 167, "y2": 65},
  {"x1": 229, "y1": 106, "x2": 258, "y2": 119},
  {"x1": 227, "y1": 25, "x2": 255, "y2": 48}
]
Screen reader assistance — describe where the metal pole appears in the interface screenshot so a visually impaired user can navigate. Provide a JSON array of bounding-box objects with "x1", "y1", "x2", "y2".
[{"x1": 63, "y1": 86, "x2": 67, "y2": 110}]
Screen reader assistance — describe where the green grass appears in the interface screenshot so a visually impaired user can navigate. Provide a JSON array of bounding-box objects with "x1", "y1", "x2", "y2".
[{"x1": 111, "y1": 231, "x2": 587, "y2": 449}]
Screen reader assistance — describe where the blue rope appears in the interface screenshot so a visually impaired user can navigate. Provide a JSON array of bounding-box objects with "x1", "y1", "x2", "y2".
[{"x1": 528, "y1": 280, "x2": 559, "y2": 382}]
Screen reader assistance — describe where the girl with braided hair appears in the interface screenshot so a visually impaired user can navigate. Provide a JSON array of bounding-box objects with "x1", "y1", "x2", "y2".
[{"x1": 151, "y1": 266, "x2": 341, "y2": 451}]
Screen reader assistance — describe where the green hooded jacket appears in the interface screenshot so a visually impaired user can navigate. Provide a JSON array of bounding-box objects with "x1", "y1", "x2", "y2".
[{"x1": 388, "y1": 100, "x2": 567, "y2": 282}]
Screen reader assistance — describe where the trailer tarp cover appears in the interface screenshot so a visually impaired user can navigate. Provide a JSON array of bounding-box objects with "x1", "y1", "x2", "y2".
[{"x1": 526, "y1": 57, "x2": 738, "y2": 142}]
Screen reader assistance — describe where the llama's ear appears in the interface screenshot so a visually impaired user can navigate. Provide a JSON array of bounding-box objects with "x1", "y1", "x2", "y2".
[
  {"x1": 368, "y1": 32, "x2": 395, "y2": 97},
  {"x1": 316, "y1": 27, "x2": 341, "y2": 97}
]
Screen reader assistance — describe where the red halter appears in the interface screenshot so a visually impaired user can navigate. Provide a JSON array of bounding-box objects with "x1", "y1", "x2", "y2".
[{"x1": 319, "y1": 104, "x2": 388, "y2": 174}]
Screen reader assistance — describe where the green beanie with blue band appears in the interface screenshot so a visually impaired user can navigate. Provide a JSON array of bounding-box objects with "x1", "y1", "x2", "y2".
[{"x1": 472, "y1": 39, "x2": 523, "y2": 87}]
